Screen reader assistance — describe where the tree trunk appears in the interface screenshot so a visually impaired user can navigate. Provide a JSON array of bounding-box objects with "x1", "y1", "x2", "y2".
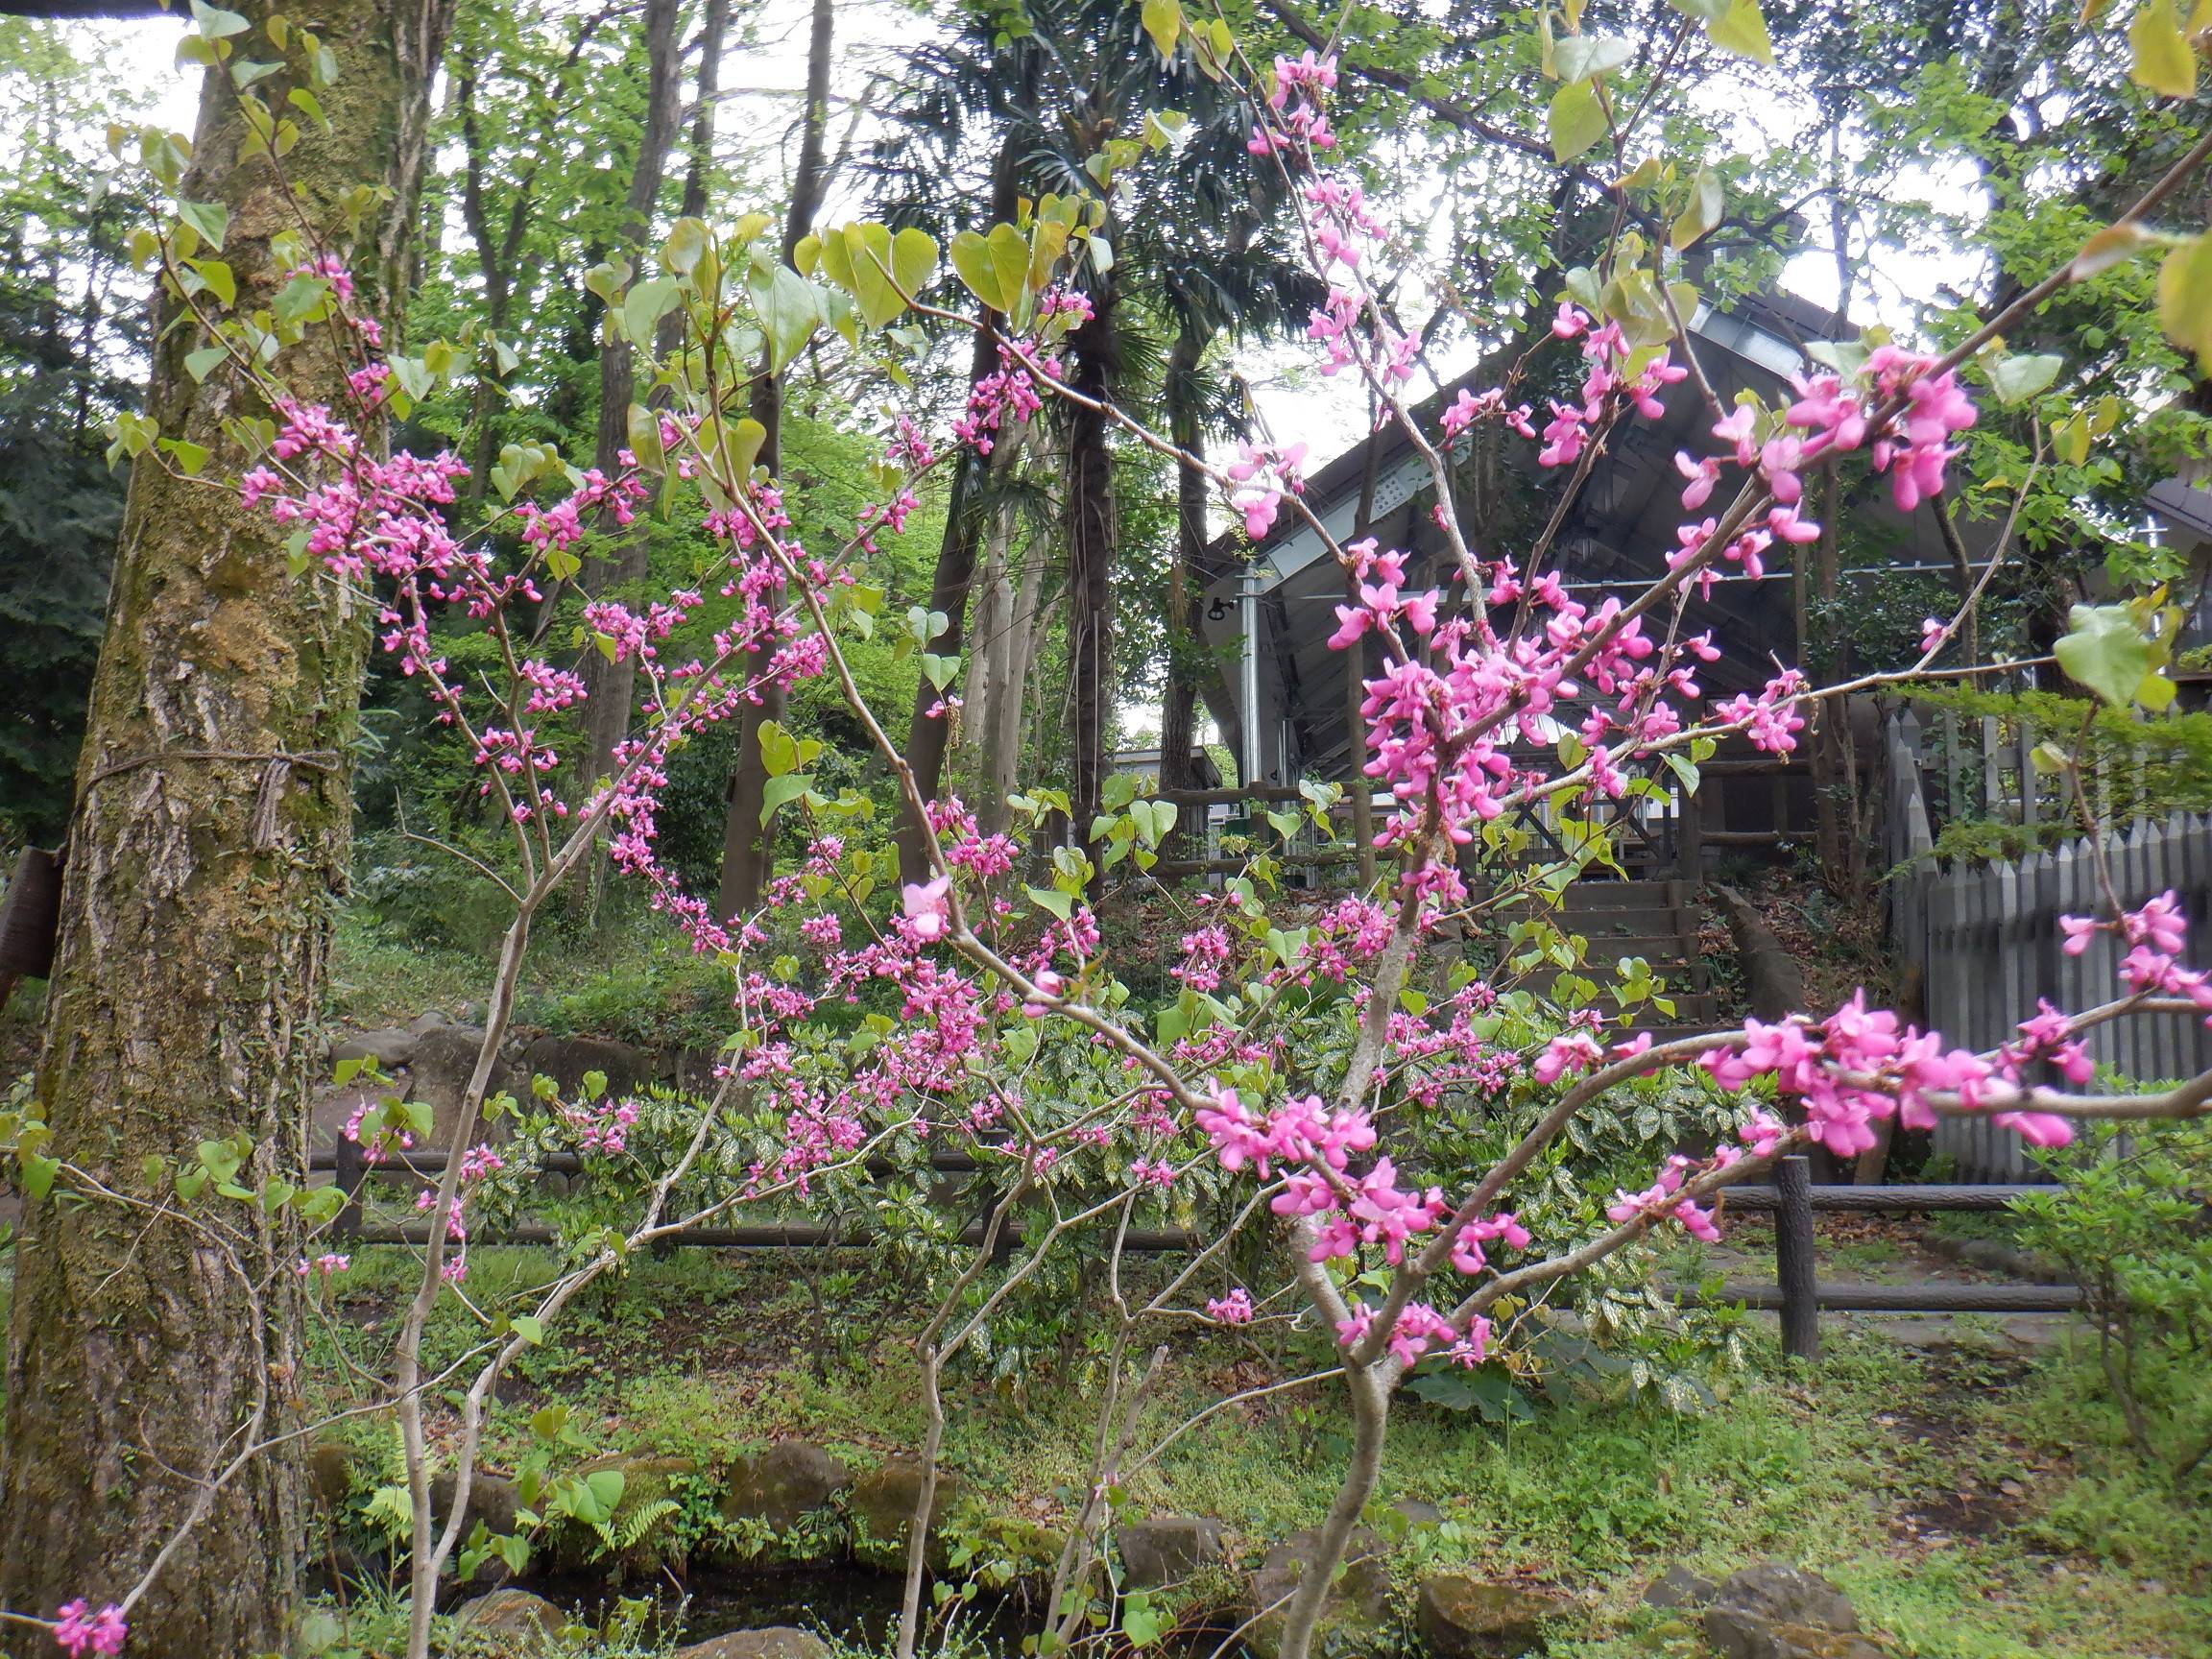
[
  {"x1": 955, "y1": 422, "x2": 1033, "y2": 832},
  {"x1": 571, "y1": 0, "x2": 683, "y2": 800},
  {"x1": 720, "y1": 0, "x2": 832, "y2": 919},
  {"x1": 1157, "y1": 326, "x2": 1209, "y2": 863},
  {"x1": 989, "y1": 523, "x2": 1049, "y2": 833},
  {"x1": 0, "y1": 3, "x2": 451, "y2": 1650},
  {"x1": 894, "y1": 328, "x2": 1008, "y2": 882},
  {"x1": 1065, "y1": 289, "x2": 1118, "y2": 891}
]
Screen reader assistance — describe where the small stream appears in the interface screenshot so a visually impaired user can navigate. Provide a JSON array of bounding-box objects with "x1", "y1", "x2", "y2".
[{"x1": 522, "y1": 1566, "x2": 1042, "y2": 1650}]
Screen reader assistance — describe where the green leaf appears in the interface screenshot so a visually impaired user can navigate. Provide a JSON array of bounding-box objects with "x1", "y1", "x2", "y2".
[
  {"x1": 661, "y1": 216, "x2": 709, "y2": 276},
  {"x1": 1141, "y1": 0, "x2": 1182, "y2": 60},
  {"x1": 621, "y1": 277, "x2": 680, "y2": 346},
  {"x1": 544, "y1": 545, "x2": 582, "y2": 584},
  {"x1": 749, "y1": 262, "x2": 819, "y2": 372},
  {"x1": 511, "y1": 1315, "x2": 544, "y2": 1346},
  {"x1": 948, "y1": 230, "x2": 1005, "y2": 311},
  {"x1": 184, "y1": 258, "x2": 235, "y2": 306},
  {"x1": 1548, "y1": 81, "x2": 1608, "y2": 163},
  {"x1": 1026, "y1": 885, "x2": 1074, "y2": 921},
  {"x1": 184, "y1": 344, "x2": 228, "y2": 383},
  {"x1": 760, "y1": 773, "x2": 813, "y2": 825},
  {"x1": 2054, "y1": 603, "x2": 2152, "y2": 706},
  {"x1": 2128, "y1": 0, "x2": 2199, "y2": 96},
  {"x1": 20, "y1": 1154, "x2": 57, "y2": 1201},
  {"x1": 191, "y1": 0, "x2": 252, "y2": 37},
  {"x1": 1706, "y1": 0, "x2": 1773, "y2": 62},
  {"x1": 1986, "y1": 351, "x2": 2064, "y2": 404},
  {"x1": 1554, "y1": 34, "x2": 1632, "y2": 82},
  {"x1": 176, "y1": 200, "x2": 228, "y2": 252},
  {"x1": 1670, "y1": 168, "x2": 1722, "y2": 251},
  {"x1": 2157, "y1": 229, "x2": 2212, "y2": 373},
  {"x1": 626, "y1": 403, "x2": 665, "y2": 474},
  {"x1": 892, "y1": 227, "x2": 938, "y2": 303},
  {"x1": 1121, "y1": 1592, "x2": 1164, "y2": 1647},
  {"x1": 287, "y1": 85, "x2": 329, "y2": 132},
  {"x1": 921, "y1": 652, "x2": 960, "y2": 692}
]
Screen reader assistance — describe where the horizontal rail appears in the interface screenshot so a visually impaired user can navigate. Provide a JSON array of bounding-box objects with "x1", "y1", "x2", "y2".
[
  {"x1": 1721, "y1": 1182, "x2": 2043, "y2": 1213},
  {"x1": 349, "y1": 1221, "x2": 1200, "y2": 1252},
  {"x1": 1696, "y1": 1282, "x2": 2080, "y2": 1313}
]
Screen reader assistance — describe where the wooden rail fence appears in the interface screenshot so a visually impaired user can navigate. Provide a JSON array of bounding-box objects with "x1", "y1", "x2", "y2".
[{"x1": 320, "y1": 1148, "x2": 2075, "y2": 1357}]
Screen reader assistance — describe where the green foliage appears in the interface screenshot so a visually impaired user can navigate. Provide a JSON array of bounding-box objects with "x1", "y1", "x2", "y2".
[
  {"x1": 2012, "y1": 1117, "x2": 2212, "y2": 1480},
  {"x1": 0, "y1": 23, "x2": 156, "y2": 845}
]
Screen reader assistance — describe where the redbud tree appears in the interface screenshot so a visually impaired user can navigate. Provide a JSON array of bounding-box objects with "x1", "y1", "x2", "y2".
[{"x1": 7, "y1": 4, "x2": 2212, "y2": 1659}]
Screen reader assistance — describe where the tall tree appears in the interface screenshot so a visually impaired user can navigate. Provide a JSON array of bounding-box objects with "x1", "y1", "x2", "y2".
[
  {"x1": 571, "y1": 0, "x2": 683, "y2": 803},
  {"x1": 719, "y1": 0, "x2": 833, "y2": 918},
  {"x1": 0, "y1": 20, "x2": 149, "y2": 846},
  {"x1": 0, "y1": 1, "x2": 453, "y2": 1651}
]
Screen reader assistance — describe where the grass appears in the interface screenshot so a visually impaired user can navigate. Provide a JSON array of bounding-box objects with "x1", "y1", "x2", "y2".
[{"x1": 284, "y1": 1245, "x2": 2211, "y2": 1658}]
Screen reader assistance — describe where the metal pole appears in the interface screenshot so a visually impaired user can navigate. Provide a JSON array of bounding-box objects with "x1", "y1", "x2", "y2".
[
  {"x1": 1774, "y1": 1153, "x2": 1820, "y2": 1361},
  {"x1": 1239, "y1": 564, "x2": 1262, "y2": 790}
]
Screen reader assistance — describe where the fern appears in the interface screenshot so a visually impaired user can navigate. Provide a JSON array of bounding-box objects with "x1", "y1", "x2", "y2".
[{"x1": 590, "y1": 1498, "x2": 679, "y2": 1558}]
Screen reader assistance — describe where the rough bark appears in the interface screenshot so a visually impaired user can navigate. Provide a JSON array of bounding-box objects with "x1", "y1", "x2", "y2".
[
  {"x1": 571, "y1": 0, "x2": 683, "y2": 799},
  {"x1": 1065, "y1": 290, "x2": 1118, "y2": 889},
  {"x1": 0, "y1": 3, "x2": 450, "y2": 1650},
  {"x1": 720, "y1": 0, "x2": 832, "y2": 919},
  {"x1": 889, "y1": 135, "x2": 1025, "y2": 881},
  {"x1": 1157, "y1": 326, "x2": 1211, "y2": 863}
]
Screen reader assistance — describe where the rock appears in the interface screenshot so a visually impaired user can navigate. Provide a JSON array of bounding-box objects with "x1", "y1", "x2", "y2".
[
  {"x1": 1244, "y1": 1527, "x2": 1394, "y2": 1659},
  {"x1": 409, "y1": 1009, "x2": 452, "y2": 1037},
  {"x1": 544, "y1": 1454, "x2": 698, "y2": 1574},
  {"x1": 1118, "y1": 1516, "x2": 1225, "y2": 1589},
  {"x1": 1703, "y1": 1610, "x2": 1883, "y2": 1659},
  {"x1": 518, "y1": 1033, "x2": 650, "y2": 1101},
  {"x1": 674, "y1": 1631, "x2": 830, "y2": 1659},
  {"x1": 1393, "y1": 1498, "x2": 1444, "y2": 1529},
  {"x1": 431, "y1": 1469, "x2": 520, "y2": 1539},
  {"x1": 1710, "y1": 1563, "x2": 1857, "y2": 1633},
  {"x1": 848, "y1": 1457, "x2": 960, "y2": 1570},
  {"x1": 307, "y1": 1441, "x2": 355, "y2": 1510},
  {"x1": 722, "y1": 1442, "x2": 851, "y2": 1532},
  {"x1": 332, "y1": 1026, "x2": 417, "y2": 1070},
  {"x1": 1643, "y1": 1563, "x2": 1718, "y2": 1609},
  {"x1": 408, "y1": 1024, "x2": 496, "y2": 1119},
  {"x1": 1414, "y1": 1575, "x2": 1571, "y2": 1657},
  {"x1": 452, "y1": 1589, "x2": 566, "y2": 1648}
]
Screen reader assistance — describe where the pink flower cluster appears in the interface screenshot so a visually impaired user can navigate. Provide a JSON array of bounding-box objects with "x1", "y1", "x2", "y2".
[
  {"x1": 54, "y1": 1600, "x2": 127, "y2": 1657},
  {"x1": 1250, "y1": 49, "x2": 1338, "y2": 155}
]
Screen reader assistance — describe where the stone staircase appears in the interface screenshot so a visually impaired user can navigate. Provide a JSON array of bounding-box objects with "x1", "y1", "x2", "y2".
[{"x1": 1503, "y1": 878, "x2": 1724, "y2": 1043}]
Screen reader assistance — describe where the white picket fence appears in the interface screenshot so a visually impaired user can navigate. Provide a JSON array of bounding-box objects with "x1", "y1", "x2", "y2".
[{"x1": 1885, "y1": 709, "x2": 2212, "y2": 1181}]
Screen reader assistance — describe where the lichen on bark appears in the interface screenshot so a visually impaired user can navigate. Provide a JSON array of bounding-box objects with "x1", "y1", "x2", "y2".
[{"x1": 0, "y1": 4, "x2": 451, "y2": 1651}]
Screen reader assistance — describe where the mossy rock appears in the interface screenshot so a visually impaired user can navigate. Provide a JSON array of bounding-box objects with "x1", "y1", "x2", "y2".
[
  {"x1": 1414, "y1": 1575, "x2": 1573, "y2": 1657},
  {"x1": 542, "y1": 1453, "x2": 699, "y2": 1576},
  {"x1": 450, "y1": 1589, "x2": 567, "y2": 1655},
  {"x1": 848, "y1": 1456, "x2": 962, "y2": 1572},
  {"x1": 1244, "y1": 1527, "x2": 1395, "y2": 1659},
  {"x1": 715, "y1": 1442, "x2": 851, "y2": 1566}
]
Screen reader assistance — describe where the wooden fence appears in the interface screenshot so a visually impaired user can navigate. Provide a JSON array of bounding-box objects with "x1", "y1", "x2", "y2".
[{"x1": 1884, "y1": 708, "x2": 2212, "y2": 1180}]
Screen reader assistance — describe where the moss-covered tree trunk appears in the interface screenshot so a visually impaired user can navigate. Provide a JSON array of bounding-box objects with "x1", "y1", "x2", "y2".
[{"x1": 0, "y1": 3, "x2": 449, "y2": 1650}]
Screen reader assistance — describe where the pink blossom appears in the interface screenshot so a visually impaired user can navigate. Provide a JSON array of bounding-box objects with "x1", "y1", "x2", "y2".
[{"x1": 902, "y1": 877, "x2": 952, "y2": 942}]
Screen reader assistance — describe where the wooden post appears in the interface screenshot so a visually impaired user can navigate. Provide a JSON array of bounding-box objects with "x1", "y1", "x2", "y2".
[
  {"x1": 1675, "y1": 779, "x2": 1703, "y2": 883},
  {"x1": 1775, "y1": 1154, "x2": 1820, "y2": 1361},
  {"x1": 334, "y1": 1132, "x2": 368, "y2": 1242}
]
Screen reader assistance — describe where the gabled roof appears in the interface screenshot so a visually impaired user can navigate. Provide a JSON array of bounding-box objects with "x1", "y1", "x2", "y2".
[{"x1": 1197, "y1": 291, "x2": 1984, "y2": 783}]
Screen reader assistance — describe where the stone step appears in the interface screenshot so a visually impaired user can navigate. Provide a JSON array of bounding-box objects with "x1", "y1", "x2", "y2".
[{"x1": 1562, "y1": 878, "x2": 1687, "y2": 909}]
